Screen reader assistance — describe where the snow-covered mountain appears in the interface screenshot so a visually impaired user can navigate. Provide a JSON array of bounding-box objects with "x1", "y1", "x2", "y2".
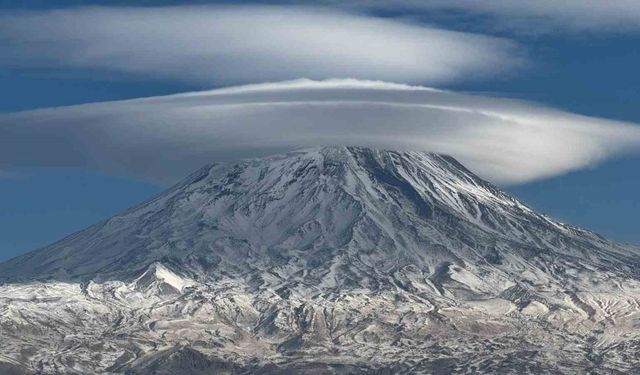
[{"x1": 1, "y1": 146, "x2": 639, "y2": 374}]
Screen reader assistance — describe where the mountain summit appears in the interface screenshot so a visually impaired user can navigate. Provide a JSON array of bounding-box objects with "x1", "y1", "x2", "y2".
[{"x1": 1, "y1": 146, "x2": 639, "y2": 374}]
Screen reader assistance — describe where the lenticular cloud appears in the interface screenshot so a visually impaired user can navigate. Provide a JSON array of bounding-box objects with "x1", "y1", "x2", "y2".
[
  {"x1": 0, "y1": 6, "x2": 522, "y2": 85},
  {"x1": 1, "y1": 79, "x2": 640, "y2": 185}
]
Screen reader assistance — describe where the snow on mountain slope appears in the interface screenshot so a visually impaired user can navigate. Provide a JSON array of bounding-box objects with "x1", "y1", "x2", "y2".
[{"x1": 1, "y1": 146, "x2": 639, "y2": 374}]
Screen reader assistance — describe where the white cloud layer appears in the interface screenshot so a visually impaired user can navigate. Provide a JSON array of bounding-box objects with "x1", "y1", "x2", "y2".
[
  {"x1": 1, "y1": 79, "x2": 639, "y2": 186},
  {"x1": 0, "y1": 5, "x2": 522, "y2": 84},
  {"x1": 338, "y1": 0, "x2": 640, "y2": 33}
]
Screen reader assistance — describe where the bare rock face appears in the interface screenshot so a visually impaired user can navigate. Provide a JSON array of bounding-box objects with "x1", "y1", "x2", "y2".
[{"x1": 1, "y1": 146, "x2": 639, "y2": 374}]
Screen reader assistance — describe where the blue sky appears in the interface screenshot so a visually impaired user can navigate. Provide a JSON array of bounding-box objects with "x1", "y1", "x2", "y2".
[{"x1": 1, "y1": 0, "x2": 639, "y2": 260}]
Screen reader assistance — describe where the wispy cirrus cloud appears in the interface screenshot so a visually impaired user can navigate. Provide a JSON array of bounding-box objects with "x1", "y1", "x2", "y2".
[
  {"x1": 0, "y1": 5, "x2": 523, "y2": 85},
  {"x1": 1, "y1": 79, "x2": 639, "y2": 186}
]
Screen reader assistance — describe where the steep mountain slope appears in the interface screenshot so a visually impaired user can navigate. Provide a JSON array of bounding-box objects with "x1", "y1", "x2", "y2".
[{"x1": 1, "y1": 146, "x2": 639, "y2": 374}]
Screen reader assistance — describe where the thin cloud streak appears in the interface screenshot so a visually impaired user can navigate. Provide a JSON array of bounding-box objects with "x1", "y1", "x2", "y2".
[
  {"x1": 334, "y1": 0, "x2": 640, "y2": 33},
  {"x1": 0, "y1": 5, "x2": 522, "y2": 85},
  {"x1": 1, "y1": 79, "x2": 639, "y2": 186}
]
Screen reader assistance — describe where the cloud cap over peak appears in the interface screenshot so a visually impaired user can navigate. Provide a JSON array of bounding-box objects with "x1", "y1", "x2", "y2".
[{"x1": 2, "y1": 79, "x2": 639, "y2": 186}]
